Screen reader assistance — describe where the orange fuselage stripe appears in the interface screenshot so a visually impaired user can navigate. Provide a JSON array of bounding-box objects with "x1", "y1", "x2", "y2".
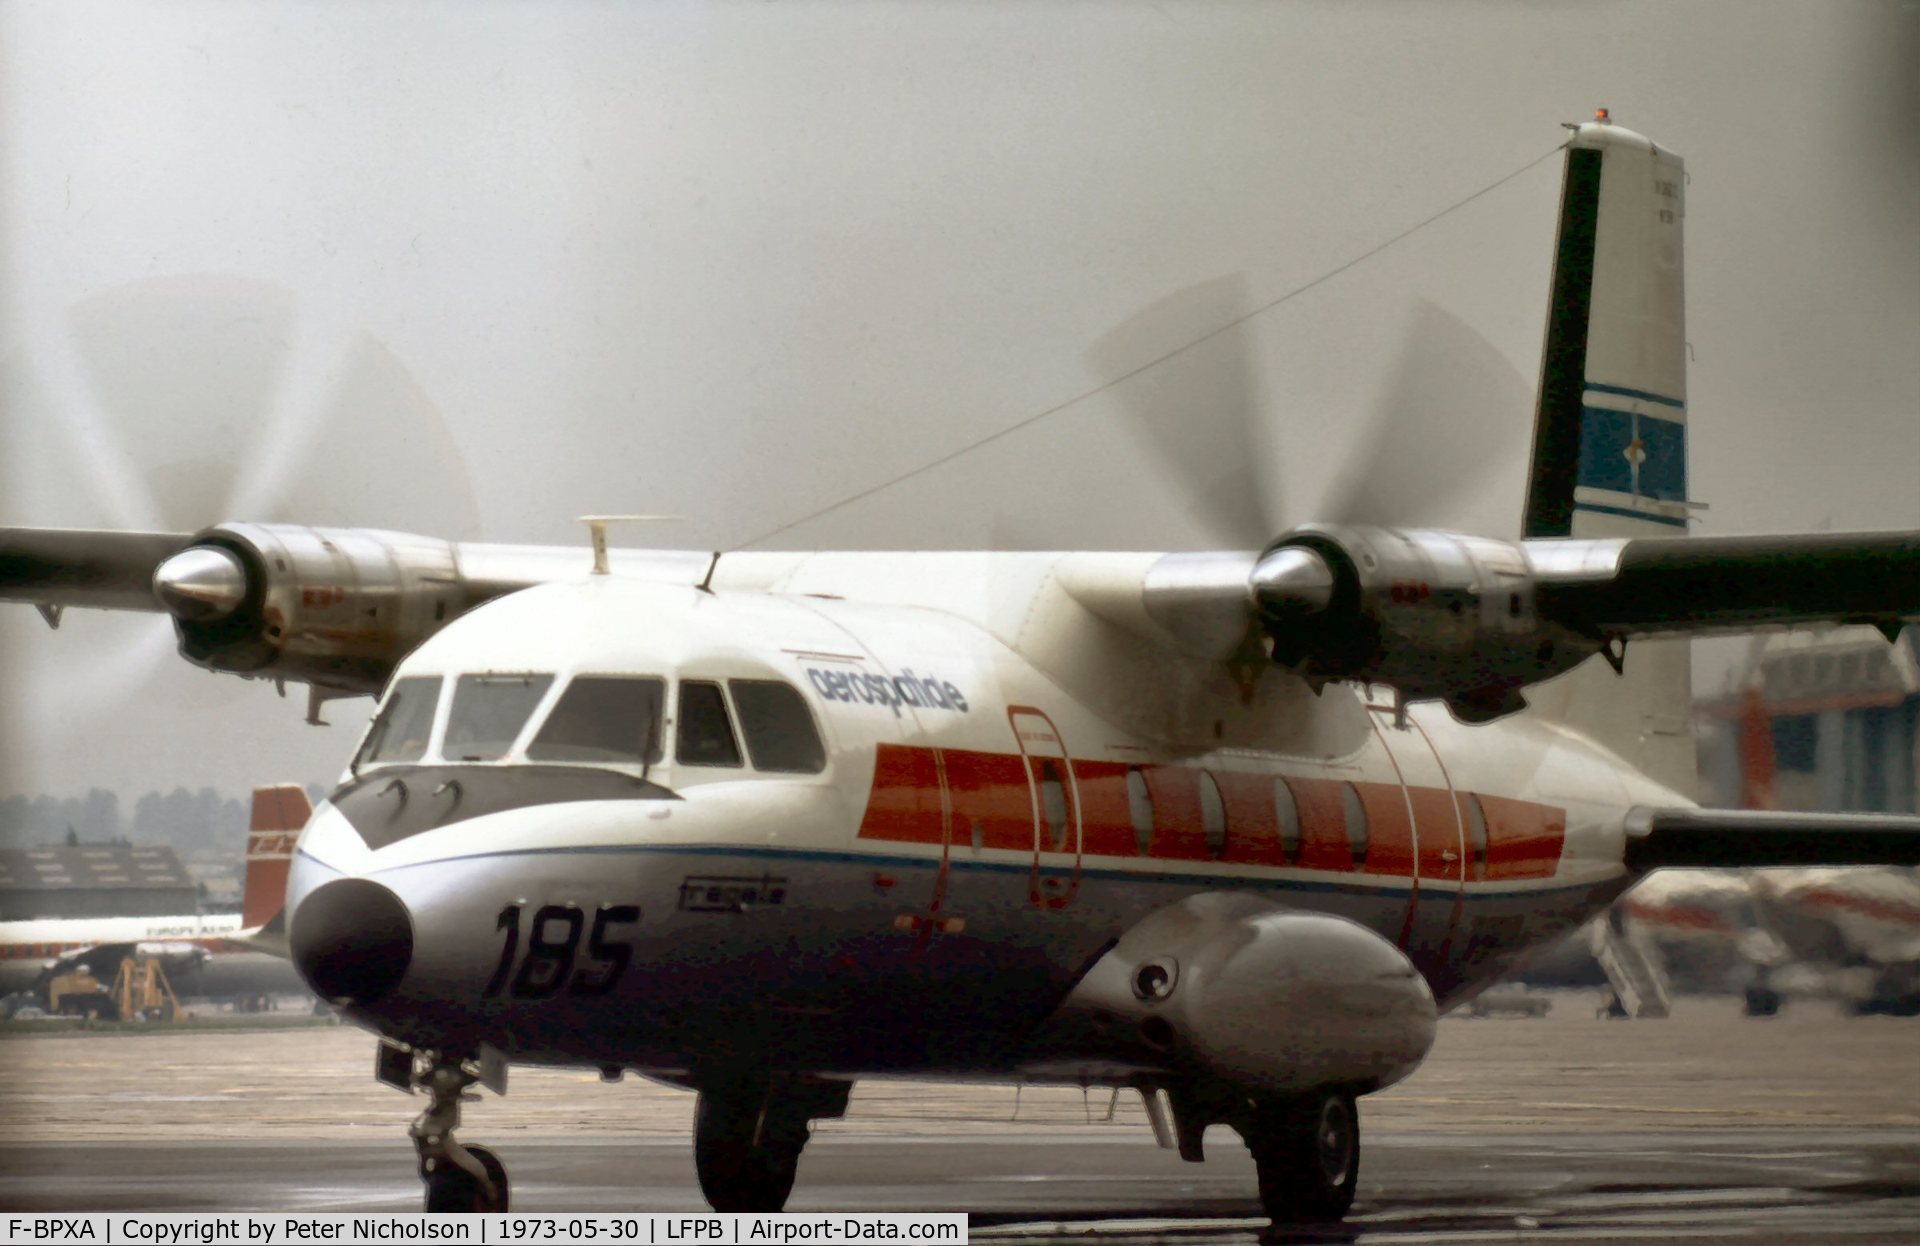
[{"x1": 855, "y1": 743, "x2": 1565, "y2": 881}]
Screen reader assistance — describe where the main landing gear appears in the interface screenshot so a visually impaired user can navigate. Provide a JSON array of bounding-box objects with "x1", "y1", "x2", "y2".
[
  {"x1": 376, "y1": 1040, "x2": 511, "y2": 1213},
  {"x1": 691, "y1": 1074, "x2": 852, "y2": 1213},
  {"x1": 1156, "y1": 1081, "x2": 1361, "y2": 1224},
  {"x1": 1242, "y1": 1088, "x2": 1360, "y2": 1223}
]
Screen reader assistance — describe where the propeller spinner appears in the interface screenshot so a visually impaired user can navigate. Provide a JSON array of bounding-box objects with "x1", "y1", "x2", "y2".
[{"x1": 152, "y1": 546, "x2": 248, "y2": 621}]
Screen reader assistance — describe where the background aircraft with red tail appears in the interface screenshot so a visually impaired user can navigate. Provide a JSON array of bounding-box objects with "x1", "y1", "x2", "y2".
[{"x1": 0, "y1": 785, "x2": 310, "y2": 1010}]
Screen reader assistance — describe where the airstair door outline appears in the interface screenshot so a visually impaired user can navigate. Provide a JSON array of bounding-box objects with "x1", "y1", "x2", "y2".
[
  {"x1": 893, "y1": 745, "x2": 967, "y2": 954},
  {"x1": 1365, "y1": 696, "x2": 1466, "y2": 980},
  {"x1": 1008, "y1": 706, "x2": 1082, "y2": 909}
]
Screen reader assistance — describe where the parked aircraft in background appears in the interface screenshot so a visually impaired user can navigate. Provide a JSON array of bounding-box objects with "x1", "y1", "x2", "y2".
[
  {"x1": 4, "y1": 116, "x2": 1920, "y2": 1222},
  {"x1": 0, "y1": 785, "x2": 310, "y2": 1012},
  {"x1": 1565, "y1": 860, "x2": 1920, "y2": 1018},
  {"x1": 1750, "y1": 866, "x2": 1920, "y2": 1013},
  {"x1": 1723, "y1": 637, "x2": 1920, "y2": 1013},
  {"x1": 1533, "y1": 682, "x2": 1920, "y2": 1018}
]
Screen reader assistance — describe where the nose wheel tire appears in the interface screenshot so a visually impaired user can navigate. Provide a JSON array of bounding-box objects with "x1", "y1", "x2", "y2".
[
  {"x1": 1244, "y1": 1088, "x2": 1359, "y2": 1223},
  {"x1": 403, "y1": 1048, "x2": 510, "y2": 1213},
  {"x1": 423, "y1": 1144, "x2": 509, "y2": 1213},
  {"x1": 694, "y1": 1088, "x2": 806, "y2": 1213}
]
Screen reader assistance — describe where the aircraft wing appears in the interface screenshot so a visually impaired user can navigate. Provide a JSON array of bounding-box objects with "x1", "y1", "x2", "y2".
[
  {"x1": 10, "y1": 520, "x2": 1920, "y2": 714},
  {"x1": 1528, "y1": 530, "x2": 1920, "y2": 642},
  {"x1": 1063, "y1": 525, "x2": 1920, "y2": 722},
  {"x1": 0, "y1": 528, "x2": 193, "y2": 616},
  {"x1": 1624, "y1": 807, "x2": 1920, "y2": 871},
  {"x1": 1, "y1": 523, "x2": 709, "y2": 698}
]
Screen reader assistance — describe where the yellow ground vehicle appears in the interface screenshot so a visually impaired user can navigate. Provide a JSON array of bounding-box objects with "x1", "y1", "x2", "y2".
[
  {"x1": 48, "y1": 965, "x2": 115, "y2": 1019},
  {"x1": 47, "y1": 957, "x2": 180, "y2": 1022}
]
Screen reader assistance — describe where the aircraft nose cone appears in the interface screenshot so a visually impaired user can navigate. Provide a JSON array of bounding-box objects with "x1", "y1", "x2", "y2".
[
  {"x1": 152, "y1": 546, "x2": 249, "y2": 621},
  {"x1": 290, "y1": 878, "x2": 413, "y2": 1005}
]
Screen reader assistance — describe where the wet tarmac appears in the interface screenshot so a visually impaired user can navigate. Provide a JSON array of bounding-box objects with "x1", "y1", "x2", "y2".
[{"x1": 2, "y1": 995, "x2": 1917, "y2": 1242}]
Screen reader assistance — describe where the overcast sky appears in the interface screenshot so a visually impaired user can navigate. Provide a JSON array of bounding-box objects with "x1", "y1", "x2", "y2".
[{"x1": 3, "y1": 1, "x2": 1916, "y2": 801}]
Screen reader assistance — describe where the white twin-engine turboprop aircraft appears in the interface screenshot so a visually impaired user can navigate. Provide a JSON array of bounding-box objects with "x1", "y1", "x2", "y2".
[{"x1": 6, "y1": 116, "x2": 1920, "y2": 1222}]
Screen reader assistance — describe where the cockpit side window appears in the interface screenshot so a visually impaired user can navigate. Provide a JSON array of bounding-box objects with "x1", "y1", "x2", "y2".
[
  {"x1": 729, "y1": 680, "x2": 827, "y2": 774},
  {"x1": 444, "y1": 673, "x2": 554, "y2": 762},
  {"x1": 355, "y1": 676, "x2": 442, "y2": 767},
  {"x1": 526, "y1": 676, "x2": 666, "y2": 766},
  {"x1": 676, "y1": 680, "x2": 742, "y2": 768}
]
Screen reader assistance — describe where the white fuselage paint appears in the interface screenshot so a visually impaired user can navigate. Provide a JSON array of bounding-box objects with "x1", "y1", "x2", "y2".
[{"x1": 289, "y1": 566, "x2": 1689, "y2": 1080}]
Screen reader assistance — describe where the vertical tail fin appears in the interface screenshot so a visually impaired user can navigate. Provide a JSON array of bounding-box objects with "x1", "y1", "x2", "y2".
[
  {"x1": 1524, "y1": 112, "x2": 1690, "y2": 540},
  {"x1": 1523, "y1": 115, "x2": 1696, "y2": 797},
  {"x1": 242, "y1": 784, "x2": 311, "y2": 931}
]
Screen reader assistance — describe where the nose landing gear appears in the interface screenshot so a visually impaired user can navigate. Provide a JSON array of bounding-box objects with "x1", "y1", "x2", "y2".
[
  {"x1": 423, "y1": 1139, "x2": 510, "y2": 1214},
  {"x1": 377, "y1": 1039, "x2": 511, "y2": 1213}
]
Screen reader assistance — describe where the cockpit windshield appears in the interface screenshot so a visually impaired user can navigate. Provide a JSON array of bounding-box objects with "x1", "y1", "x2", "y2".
[
  {"x1": 350, "y1": 669, "x2": 822, "y2": 776},
  {"x1": 676, "y1": 680, "x2": 743, "y2": 768},
  {"x1": 354, "y1": 675, "x2": 442, "y2": 768},
  {"x1": 729, "y1": 679, "x2": 826, "y2": 773},
  {"x1": 526, "y1": 676, "x2": 666, "y2": 766},
  {"x1": 444, "y1": 673, "x2": 554, "y2": 762}
]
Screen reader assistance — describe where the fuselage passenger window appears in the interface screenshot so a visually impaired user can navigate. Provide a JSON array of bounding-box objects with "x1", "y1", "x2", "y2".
[
  {"x1": 1274, "y1": 778, "x2": 1302, "y2": 864},
  {"x1": 1200, "y1": 771, "x2": 1227, "y2": 860},
  {"x1": 526, "y1": 676, "x2": 666, "y2": 766},
  {"x1": 1126, "y1": 768, "x2": 1154, "y2": 854},
  {"x1": 728, "y1": 680, "x2": 826, "y2": 773},
  {"x1": 445, "y1": 673, "x2": 554, "y2": 762},
  {"x1": 1466, "y1": 793, "x2": 1489, "y2": 881},
  {"x1": 1341, "y1": 782, "x2": 1370, "y2": 869},
  {"x1": 1039, "y1": 760, "x2": 1070, "y2": 851},
  {"x1": 355, "y1": 675, "x2": 442, "y2": 767},
  {"x1": 677, "y1": 680, "x2": 742, "y2": 768}
]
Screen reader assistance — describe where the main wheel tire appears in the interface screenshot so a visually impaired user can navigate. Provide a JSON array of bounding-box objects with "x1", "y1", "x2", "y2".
[
  {"x1": 423, "y1": 1144, "x2": 510, "y2": 1213},
  {"x1": 1247, "y1": 1089, "x2": 1360, "y2": 1223},
  {"x1": 694, "y1": 1089, "x2": 802, "y2": 1213}
]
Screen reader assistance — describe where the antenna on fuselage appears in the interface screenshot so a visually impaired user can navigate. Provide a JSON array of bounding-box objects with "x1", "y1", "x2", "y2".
[{"x1": 578, "y1": 514, "x2": 681, "y2": 575}]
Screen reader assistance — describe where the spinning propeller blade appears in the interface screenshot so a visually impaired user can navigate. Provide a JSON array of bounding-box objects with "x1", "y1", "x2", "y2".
[
  {"x1": 3, "y1": 274, "x2": 483, "y2": 707},
  {"x1": 1089, "y1": 275, "x2": 1279, "y2": 548},
  {"x1": 1317, "y1": 300, "x2": 1532, "y2": 536},
  {"x1": 1093, "y1": 284, "x2": 1529, "y2": 549}
]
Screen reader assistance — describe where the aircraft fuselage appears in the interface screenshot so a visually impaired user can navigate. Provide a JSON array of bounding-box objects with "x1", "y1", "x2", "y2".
[{"x1": 288, "y1": 573, "x2": 1675, "y2": 1081}]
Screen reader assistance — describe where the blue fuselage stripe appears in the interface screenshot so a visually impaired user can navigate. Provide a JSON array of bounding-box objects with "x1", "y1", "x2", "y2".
[{"x1": 308, "y1": 841, "x2": 1610, "y2": 904}]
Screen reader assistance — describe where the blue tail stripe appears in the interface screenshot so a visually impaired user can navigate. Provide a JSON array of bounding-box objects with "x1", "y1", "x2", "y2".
[
  {"x1": 1584, "y1": 381, "x2": 1686, "y2": 410},
  {"x1": 1572, "y1": 501, "x2": 1690, "y2": 529},
  {"x1": 1578, "y1": 406, "x2": 1687, "y2": 500}
]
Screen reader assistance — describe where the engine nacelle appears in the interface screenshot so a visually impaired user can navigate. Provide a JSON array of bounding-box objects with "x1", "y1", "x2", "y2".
[
  {"x1": 145, "y1": 523, "x2": 709, "y2": 705},
  {"x1": 160, "y1": 523, "x2": 468, "y2": 695},
  {"x1": 1254, "y1": 524, "x2": 1601, "y2": 721},
  {"x1": 1046, "y1": 893, "x2": 1436, "y2": 1093}
]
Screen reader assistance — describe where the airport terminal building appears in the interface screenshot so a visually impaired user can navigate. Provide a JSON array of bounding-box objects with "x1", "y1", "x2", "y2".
[{"x1": 1698, "y1": 626, "x2": 1920, "y2": 813}]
